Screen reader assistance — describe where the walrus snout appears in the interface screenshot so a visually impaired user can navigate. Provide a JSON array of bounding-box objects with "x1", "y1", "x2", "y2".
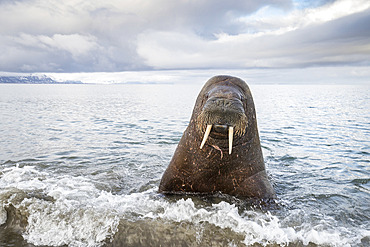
[
  {"x1": 198, "y1": 96, "x2": 247, "y2": 133},
  {"x1": 198, "y1": 96, "x2": 248, "y2": 155}
]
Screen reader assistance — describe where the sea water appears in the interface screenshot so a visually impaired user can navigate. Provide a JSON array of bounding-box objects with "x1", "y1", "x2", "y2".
[{"x1": 0, "y1": 83, "x2": 369, "y2": 246}]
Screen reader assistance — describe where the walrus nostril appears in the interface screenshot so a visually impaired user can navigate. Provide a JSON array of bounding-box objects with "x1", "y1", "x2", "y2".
[{"x1": 213, "y1": 124, "x2": 228, "y2": 133}]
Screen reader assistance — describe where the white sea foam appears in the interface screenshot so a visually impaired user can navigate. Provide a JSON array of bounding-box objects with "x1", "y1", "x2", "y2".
[
  {"x1": 0, "y1": 165, "x2": 120, "y2": 246},
  {"x1": 0, "y1": 165, "x2": 365, "y2": 247},
  {"x1": 21, "y1": 197, "x2": 119, "y2": 247},
  {"x1": 0, "y1": 164, "x2": 49, "y2": 191},
  {"x1": 151, "y1": 198, "x2": 350, "y2": 246}
]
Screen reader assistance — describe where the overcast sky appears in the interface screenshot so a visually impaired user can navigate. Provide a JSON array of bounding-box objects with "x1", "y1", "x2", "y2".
[{"x1": 0, "y1": 0, "x2": 369, "y2": 75}]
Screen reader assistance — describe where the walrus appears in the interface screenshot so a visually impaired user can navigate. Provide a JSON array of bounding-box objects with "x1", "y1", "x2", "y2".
[{"x1": 159, "y1": 75, "x2": 275, "y2": 199}]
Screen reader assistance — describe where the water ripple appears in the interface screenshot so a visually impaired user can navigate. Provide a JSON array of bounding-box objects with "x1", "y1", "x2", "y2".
[{"x1": 0, "y1": 84, "x2": 369, "y2": 246}]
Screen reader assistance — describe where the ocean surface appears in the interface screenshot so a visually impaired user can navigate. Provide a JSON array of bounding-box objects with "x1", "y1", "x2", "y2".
[{"x1": 0, "y1": 83, "x2": 369, "y2": 247}]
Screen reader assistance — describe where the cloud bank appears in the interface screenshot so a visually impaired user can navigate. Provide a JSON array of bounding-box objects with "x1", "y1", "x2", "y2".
[{"x1": 0, "y1": 0, "x2": 369, "y2": 72}]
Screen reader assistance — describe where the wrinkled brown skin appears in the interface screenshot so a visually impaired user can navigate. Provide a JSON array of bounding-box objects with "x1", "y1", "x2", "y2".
[{"x1": 159, "y1": 75, "x2": 276, "y2": 199}]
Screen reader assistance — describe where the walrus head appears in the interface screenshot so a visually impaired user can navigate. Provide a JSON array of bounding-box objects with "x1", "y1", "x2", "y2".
[{"x1": 192, "y1": 75, "x2": 256, "y2": 155}]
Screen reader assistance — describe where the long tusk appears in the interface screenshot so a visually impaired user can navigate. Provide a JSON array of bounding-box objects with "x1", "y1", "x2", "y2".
[
  {"x1": 229, "y1": 126, "x2": 233, "y2": 154},
  {"x1": 200, "y1": 125, "x2": 212, "y2": 149}
]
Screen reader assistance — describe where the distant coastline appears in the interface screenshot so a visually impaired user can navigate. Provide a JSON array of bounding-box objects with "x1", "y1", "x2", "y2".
[{"x1": 0, "y1": 75, "x2": 83, "y2": 84}]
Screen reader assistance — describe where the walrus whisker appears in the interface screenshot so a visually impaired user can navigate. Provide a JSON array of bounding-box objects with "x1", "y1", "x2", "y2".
[
  {"x1": 229, "y1": 126, "x2": 233, "y2": 154},
  {"x1": 200, "y1": 124, "x2": 212, "y2": 149}
]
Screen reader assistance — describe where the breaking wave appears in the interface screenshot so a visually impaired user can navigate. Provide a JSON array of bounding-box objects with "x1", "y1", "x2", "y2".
[{"x1": 1, "y1": 165, "x2": 367, "y2": 247}]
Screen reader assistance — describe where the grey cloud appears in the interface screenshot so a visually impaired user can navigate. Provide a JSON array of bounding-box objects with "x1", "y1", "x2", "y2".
[
  {"x1": 141, "y1": 0, "x2": 292, "y2": 37},
  {"x1": 263, "y1": 8, "x2": 370, "y2": 67},
  {"x1": 137, "y1": 7, "x2": 370, "y2": 69},
  {"x1": 0, "y1": 0, "x2": 292, "y2": 72},
  {"x1": 0, "y1": 0, "x2": 368, "y2": 72}
]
